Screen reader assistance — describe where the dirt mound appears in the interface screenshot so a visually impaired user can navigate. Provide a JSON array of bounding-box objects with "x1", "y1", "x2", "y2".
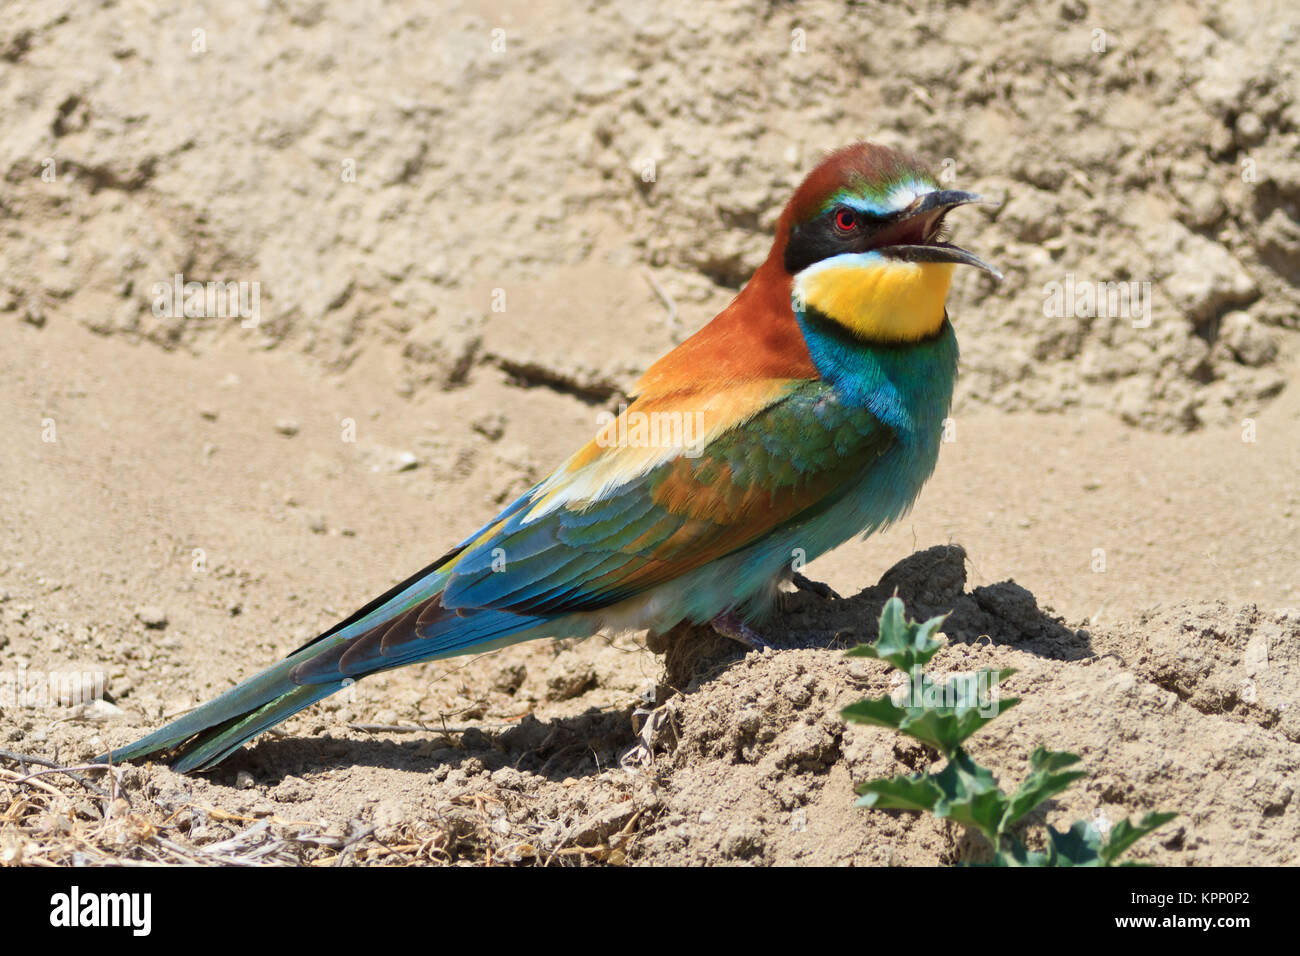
[{"x1": 4, "y1": 547, "x2": 1295, "y2": 866}]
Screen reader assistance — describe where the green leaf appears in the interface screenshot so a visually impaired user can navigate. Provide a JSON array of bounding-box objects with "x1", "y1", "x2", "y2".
[
  {"x1": 854, "y1": 773, "x2": 944, "y2": 813},
  {"x1": 986, "y1": 839, "x2": 1050, "y2": 867},
  {"x1": 1002, "y1": 746, "x2": 1087, "y2": 828},
  {"x1": 842, "y1": 669, "x2": 1018, "y2": 757},
  {"x1": 840, "y1": 696, "x2": 909, "y2": 731},
  {"x1": 900, "y1": 699, "x2": 1019, "y2": 755},
  {"x1": 846, "y1": 596, "x2": 947, "y2": 677},
  {"x1": 1045, "y1": 820, "x2": 1104, "y2": 866},
  {"x1": 931, "y1": 750, "x2": 1008, "y2": 843},
  {"x1": 1100, "y1": 812, "x2": 1178, "y2": 865},
  {"x1": 878, "y1": 595, "x2": 905, "y2": 649}
]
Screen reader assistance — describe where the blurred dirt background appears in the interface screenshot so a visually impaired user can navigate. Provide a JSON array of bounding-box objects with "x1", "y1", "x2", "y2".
[{"x1": 0, "y1": 0, "x2": 1297, "y2": 865}]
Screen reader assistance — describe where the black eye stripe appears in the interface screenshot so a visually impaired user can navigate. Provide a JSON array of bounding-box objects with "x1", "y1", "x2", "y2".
[{"x1": 784, "y1": 206, "x2": 888, "y2": 274}]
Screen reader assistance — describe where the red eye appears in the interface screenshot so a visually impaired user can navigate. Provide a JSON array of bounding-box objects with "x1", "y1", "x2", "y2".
[{"x1": 834, "y1": 208, "x2": 857, "y2": 231}]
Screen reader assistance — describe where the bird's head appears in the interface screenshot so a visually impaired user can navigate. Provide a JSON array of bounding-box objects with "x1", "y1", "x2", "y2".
[{"x1": 777, "y1": 143, "x2": 1000, "y2": 344}]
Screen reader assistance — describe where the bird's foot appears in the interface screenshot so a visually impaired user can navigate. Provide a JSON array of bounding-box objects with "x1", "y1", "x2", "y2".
[
  {"x1": 791, "y1": 572, "x2": 841, "y2": 601},
  {"x1": 710, "y1": 611, "x2": 849, "y2": 652},
  {"x1": 711, "y1": 611, "x2": 775, "y2": 652}
]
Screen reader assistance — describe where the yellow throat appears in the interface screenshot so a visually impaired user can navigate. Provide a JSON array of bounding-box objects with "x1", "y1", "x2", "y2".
[{"x1": 799, "y1": 258, "x2": 955, "y2": 343}]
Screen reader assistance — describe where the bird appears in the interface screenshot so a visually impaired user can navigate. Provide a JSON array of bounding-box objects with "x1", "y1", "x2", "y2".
[{"x1": 101, "y1": 142, "x2": 1000, "y2": 772}]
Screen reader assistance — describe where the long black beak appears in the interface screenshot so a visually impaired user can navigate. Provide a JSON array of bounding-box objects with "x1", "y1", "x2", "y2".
[
  {"x1": 882, "y1": 242, "x2": 1003, "y2": 280},
  {"x1": 901, "y1": 189, "x2": 996, "y2": 218},
  {"x1": 878, "y1": 190, "x2": 1003, "y2": 281}
]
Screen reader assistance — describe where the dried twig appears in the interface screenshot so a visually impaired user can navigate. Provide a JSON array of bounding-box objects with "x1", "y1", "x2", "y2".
[{"x1": 0, "y1": 748, "x2": 112, "y2": 798}]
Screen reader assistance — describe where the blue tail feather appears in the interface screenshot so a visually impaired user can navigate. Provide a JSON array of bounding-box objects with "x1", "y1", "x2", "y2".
[{"x1": 99, "y1": 568, "x2": 549, "y2": 770}]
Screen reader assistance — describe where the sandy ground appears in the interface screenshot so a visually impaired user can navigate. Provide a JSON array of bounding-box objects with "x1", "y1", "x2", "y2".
[{"x1": 0, "y1": 0, "x2": 1297, "y2": 865}]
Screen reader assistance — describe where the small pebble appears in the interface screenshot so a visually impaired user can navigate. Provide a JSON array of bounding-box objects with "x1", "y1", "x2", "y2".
[{"x1": 135, "y1": 606, "x2": 168, "y2": 629}]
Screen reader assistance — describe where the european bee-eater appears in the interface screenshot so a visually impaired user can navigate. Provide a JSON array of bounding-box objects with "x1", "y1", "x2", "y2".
[{"x1": 103, "y1": 142, "x2": 1000, "y2": 771}]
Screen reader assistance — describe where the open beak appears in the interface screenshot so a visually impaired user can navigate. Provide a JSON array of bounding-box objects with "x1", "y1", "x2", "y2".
[{"x1": 874, "y1": 189, "x2": 1003, "y2": 281}]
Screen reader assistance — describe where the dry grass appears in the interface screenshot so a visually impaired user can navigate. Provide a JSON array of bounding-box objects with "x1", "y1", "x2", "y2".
[{"x1": 0, "y1": 748, "x2": 640, "y2": 867}]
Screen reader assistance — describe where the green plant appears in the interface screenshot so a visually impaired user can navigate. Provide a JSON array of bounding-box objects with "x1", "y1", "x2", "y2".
[{"x1": 842, "y1": 596, "x2": 1176, "y2": 866}]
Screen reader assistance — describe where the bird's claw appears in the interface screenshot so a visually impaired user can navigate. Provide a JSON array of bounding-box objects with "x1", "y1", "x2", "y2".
[
  {"x1": 710, "y1": 611, "x2": 851, "y2": 652},
  {"x1": 710, "y1": 612, "x2": 776, "y2": 652}
]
